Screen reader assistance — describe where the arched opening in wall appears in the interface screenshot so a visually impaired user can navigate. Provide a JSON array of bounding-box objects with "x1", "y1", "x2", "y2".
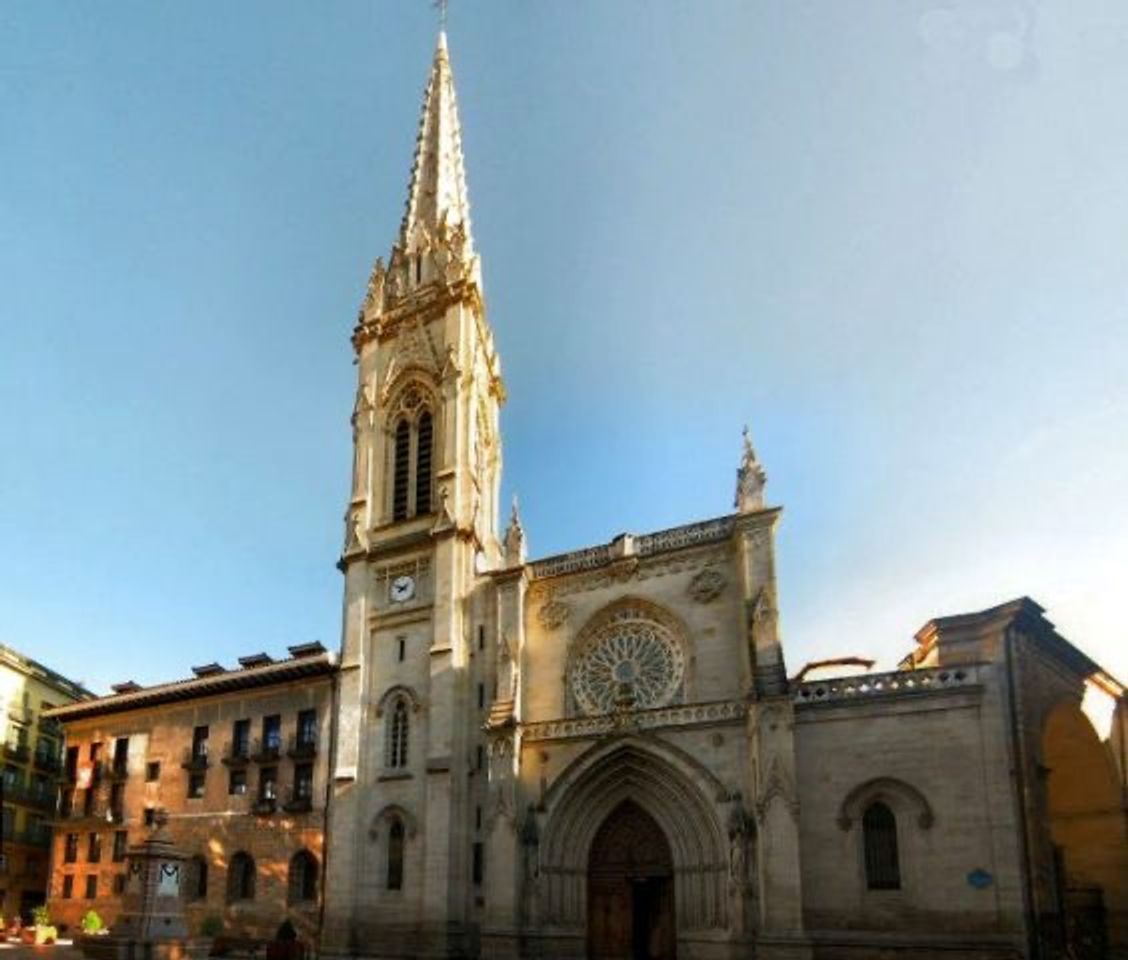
[
  {"x1": 226, "y1": 852, "x2": 256, "y2": 903},
  {"x1": 392, "y1": 419, "x2": 410, "y2": 521},
  {"x1": 587, "y1": 800, "x2": 676, "y2": 960},
  {"x1": 287, "y1": 850, "x2": 319, "y2": 905},
  {"x1": 188, "y1": 855, "x2": 208, "y2": 901},
  {"x1": 1042, "y1": 700, "x2": 1127, "y2": 957},
  {"x1": 387, "y1": 818, "x2": 405, "y2": 891}
]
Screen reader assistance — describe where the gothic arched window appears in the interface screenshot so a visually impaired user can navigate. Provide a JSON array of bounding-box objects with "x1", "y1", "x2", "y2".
[
  {"x1": 392, "y1": 419, "x2": 411, "y2": 521},
  {"x1": 862, "y1": 801, "x2": 900, "y2": 890},
  {"x1": 387, "y1": 699, "x2": 409, "y2": 769},
  {"x1": 387, "y1": 818, "x2": 405, "y2": 890},
  {"x1": 415, "y1": 411, "x2": 433, "y2": 514},
  {"x1": 226, "y1": 851, "x2": 256, "y2": 903},
  {"x1": 287, "y1": 849, "x2": 319, "y2": 904}
]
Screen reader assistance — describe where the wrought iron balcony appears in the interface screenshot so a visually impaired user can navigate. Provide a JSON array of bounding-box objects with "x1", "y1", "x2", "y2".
[
  {"x1": 32, "y1": 749, "x2": 63, "y2": 775},
  {"x1": 282, "y1": 791, "x2": 313, "y2": 814},
  {"x1": 221, "y1": 741, "x2": 251, "y2": 767},
  {"x1": 287, "y1": 732, "x2": 318, "y2": 760},
  {"x1": 251, "y1": 796, "x2": 278, "y2": 816},
  {"x1": 107, "y1": 759, "x2": 130, "y2": 781},
  {"x1": 250, "y1": 737, "x2": 282, "y2": 764},
  {"x1": 3, "y1": 741, "x2": 30, "y2": 763},
  {"x1": 180, "y1": 746, "x2": 210, "y2": 771}
]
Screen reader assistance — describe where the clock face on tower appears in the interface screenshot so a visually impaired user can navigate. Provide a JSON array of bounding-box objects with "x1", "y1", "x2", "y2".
[{"x1": 390, "y1": 575, "x2": 416, "y2": 604}]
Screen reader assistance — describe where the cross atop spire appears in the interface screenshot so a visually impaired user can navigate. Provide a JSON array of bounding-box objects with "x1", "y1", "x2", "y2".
[{"x1": 400, "y1": 30, "x2": 473, "y2": 257}]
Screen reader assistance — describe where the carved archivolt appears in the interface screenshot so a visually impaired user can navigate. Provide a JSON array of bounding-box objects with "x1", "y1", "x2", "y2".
[
  {"x1": 538, "y1": 737, "x2": 729, "y2": 932},
  {"x1": 374, "y1": 684, "x2": 423, "y2": 717},
  {"x1": 369, "y1": 803, "x2": 418, "y2": 839},
  {"x1": 567, "y1": 599, "x2": 688, "y2": 716},
  {"x1": 837, "y1": 776, "x2": 935, "y2": 831}
]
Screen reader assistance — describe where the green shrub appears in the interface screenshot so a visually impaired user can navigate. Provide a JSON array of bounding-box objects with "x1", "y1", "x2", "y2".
[
  {"x1": 200, "y1": 915, "x2": 224, "y2": 938},
  {"x1": 31, "y1": 906, "x2": 50, "y2": 928},
  {"x1": 80, "y1": 910, "x2": 104, "y2": 934}
]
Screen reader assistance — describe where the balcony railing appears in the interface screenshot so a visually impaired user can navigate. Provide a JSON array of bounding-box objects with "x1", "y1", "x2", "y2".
[
  {"x1": 282, "y1": 790, "x2": 313, "y2": 814},
  {"x1": 33, "y1": 749, "x2": 63, "y2": 775},
  {"x1": 251, "y1": 796, "x2": 278, "y2": 815},
  {"x1": 180, "y1": 747, "x2": 210, "y2": 771},
  {"x1": 250, "y1": 738, "x2": 282, "y2": 764},
  {"x1": 107, "y1": 758, "x2": 129, "y2": 780},
  {"x1": 221, "y1": 741, "x2": 251, "y2": 767},
  {"x1": 287, "y1": 732, "x2": 318, "y2": 760},
  {"x1": 3, "y1": 742, "x2": 30, "y2": 763}
]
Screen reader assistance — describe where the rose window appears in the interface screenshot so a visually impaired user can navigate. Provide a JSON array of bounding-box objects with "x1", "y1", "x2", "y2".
[{"x1": 569, "y1": 607, "x2": 685, "y2": 715}]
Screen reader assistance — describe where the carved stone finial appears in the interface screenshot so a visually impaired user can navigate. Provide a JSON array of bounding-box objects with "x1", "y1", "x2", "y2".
[
  {"x1": 734, "y1": 425, "x2": 767, "y2": 513},
  {"x1": 503, "y1": 494, "x2": 526, "y2": 566}
]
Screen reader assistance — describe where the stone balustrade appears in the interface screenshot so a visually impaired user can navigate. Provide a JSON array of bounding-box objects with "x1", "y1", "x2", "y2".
[{"x1": 793, "y1": 665, "x2": 983, "y2": 707}]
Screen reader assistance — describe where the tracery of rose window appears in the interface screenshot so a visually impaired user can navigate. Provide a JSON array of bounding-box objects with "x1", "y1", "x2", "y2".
[{"x1": 569, "y1": 605, "x2": 686, "y2": 715}]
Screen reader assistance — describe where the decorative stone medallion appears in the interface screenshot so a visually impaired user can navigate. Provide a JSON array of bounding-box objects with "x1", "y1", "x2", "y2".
[
  {"x1": 569, "y1": 605, "x2": 685, "y2": 715},
  {"x1": 537, "y1": 600, "x2": 570, "y2": 631},
  {"x1": 688, "y1": 568, "x2": 726, "y2": 603}
]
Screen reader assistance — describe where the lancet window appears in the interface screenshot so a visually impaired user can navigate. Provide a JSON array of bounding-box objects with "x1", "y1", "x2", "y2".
[
  {"x1": 387, "y1": 699, "x2": 410, "y2": 769},
  {"x1": 389, "y1": 383, "x2": 435, "y2": 521},
  {"x1": 862, "y1": 801, "x2": 901, "y2": 890}
]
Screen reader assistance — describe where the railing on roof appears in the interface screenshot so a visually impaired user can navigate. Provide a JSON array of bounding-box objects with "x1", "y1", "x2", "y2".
[{"x1": 793, "y1": 665, "x2": 982, "y2": 707}]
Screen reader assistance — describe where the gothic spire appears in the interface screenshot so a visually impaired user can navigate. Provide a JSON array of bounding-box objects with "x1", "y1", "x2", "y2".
[
  {"x1": 400, "y1": 31, "x2": 474, "y2": 257},
  {"x1": 734, "y1": 426, "x2": 768, "y2": 513}
]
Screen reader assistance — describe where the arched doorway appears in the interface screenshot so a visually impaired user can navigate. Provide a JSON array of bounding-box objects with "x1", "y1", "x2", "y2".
[{"x1": 587, "y1": 801, "x2": 676, "y2": 960}]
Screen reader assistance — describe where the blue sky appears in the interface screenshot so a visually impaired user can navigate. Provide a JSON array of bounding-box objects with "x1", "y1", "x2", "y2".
[{"x1": 2, "y1": 1, "x2": 1126, "y2": 693}]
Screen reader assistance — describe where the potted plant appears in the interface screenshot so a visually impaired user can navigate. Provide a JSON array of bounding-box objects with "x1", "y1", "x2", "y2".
[
  {"x1": 30, "y1": 905, "x2": 57, "y2": 945},
  {"x1": 80, "y1": 910, "x2": 106, "y2": 935}
]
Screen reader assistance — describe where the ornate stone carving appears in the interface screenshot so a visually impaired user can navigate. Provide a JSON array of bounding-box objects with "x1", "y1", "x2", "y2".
[
  {"x1": 522, "y1": 699, "x2": 746, "y2": 743},
  {"x1": 536, "y1": 600, "x2": 570, "y2": 631},
  {"x1": 503, "y1": 496, "x2": 526, "y2": 566},
  {"x1": 688, "y1": 568, "x2": 726, "y2": 603},
  {"x1": 734, "y1": 426, "x2": 767, "y2": 513},
  {"x1": 569, "y1": 604, "x2": 686, "y2": 716},
  {"x1": 755, "y1": 754, "x2": 799, "y2": 824}
]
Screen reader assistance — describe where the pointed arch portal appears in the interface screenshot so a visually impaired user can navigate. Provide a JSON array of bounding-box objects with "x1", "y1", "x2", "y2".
[{"x1": 588, "y1": 801, "x2": 676, "y2": 960}]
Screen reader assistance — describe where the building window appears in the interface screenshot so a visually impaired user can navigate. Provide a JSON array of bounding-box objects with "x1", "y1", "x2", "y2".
[
  {"x1": 477, "y1": 625, "x2": 484, "y2": 651},
  {"x1": 262, "y1": 715, "x2": 281, "y2": 756},
  {"x1": 287, "y1": 850, "x2": 318, "y2": 904},
  {"x1": 387, "y1": 819, "x2": 405, "y2": 891},
  {"x1": 112, "y1": 737, "x2": 129, "y2": 776},
  {"x1": 87, "y1": 833, "x2": 102, "y2": 864},
  {"x1": 415, "y1": 411, "x2": 433, "y2": 513},
  {"x1": 477, "y1": 683, "x2": 485, "y2": 709},
  {"x1": 65, "y1": 746, "x2": 79, "y2": 781},
  {"x1": 293, "y1": 764, "x2": 313, "y2": 801},
  {"x1": 226, "y1": 852, "x2": 255, "y2": 903},
  {"x1": 112, "y1": 831, "x2": 127, "y2": 863},
  {"x1": 387, "y1": 700, "x2": 409, "y2": 769},
  {"x1": 189, "y1": 855, "x2": 208, "y2": 901},
  {"x1": 862, "y1": 801, "x2": 901, "y2": 890},
  {"x1": 112, "y1": 874, "x2": 127, "y2": 895},
  {"x1": 397, "y1": 636, "x2": 406, "y2": 663},
  {"x1": 229, "y1": 769, "x2": 248, "y2": 796},
  {"x1": 84, "y1": 874, "x2": 97, "y2": 899},
  {"x1": 61, "y1": 875, "x2": 73, "y2": 899},
  {"x1": 476, "y1": 744, "x2": 484, "y2": 771},
  {"x1": 60, "y1": 788, "x2": 74, "y2": 818},
  {"x1": 191, "y1": 726, "x2": 208, "y2": 762},
  {"x1": 145, "y1": 761, "x2": 160, "y2": 782},
  {"x1": 143, "y1": 807, "x2": 156, "y2": 827},
  {"x1": 392, "y1": 419, "x2": 411, "y2": 521},
  {"x1": 472, "y1": 842, "x2": 484, "y2": 885},
  {"x1": 64, "y1": 833, "x2": 79, "y2": 864},
  {"x1": 232, "y1": 719, "x2": 251, "y2": 759},
  {"x1": 109, "y1": 782, "x2": 125, "y2": 821},
  {"x1": 475, "y1": 805, "x2": 481, "y2": 831},
  {"x1": 187, "y1": 771, "x2": 206, "y2": 799},
  {"x1": 296, "y1": 709, "x2": 317, "y2": 750},
  {"x1": 260, "y1": 767, "x2": 278, "y2": 801}
]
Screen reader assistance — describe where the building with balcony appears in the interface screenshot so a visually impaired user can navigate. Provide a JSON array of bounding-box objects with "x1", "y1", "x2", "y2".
[
  {"x1": 42, "y1": 645, "x2": 334, "y2": 940},
  {"x1": 0, "y1": 643, "x2": 92, "y2": 921}
]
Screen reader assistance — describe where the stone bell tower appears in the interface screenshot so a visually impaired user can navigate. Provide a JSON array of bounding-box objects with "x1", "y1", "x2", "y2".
[{"x1": 322, "y1": 31, "x2": 506, "y2": 959}]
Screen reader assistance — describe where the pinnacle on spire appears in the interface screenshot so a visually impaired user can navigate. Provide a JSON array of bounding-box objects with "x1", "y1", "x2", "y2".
[
  {"x1": 735, "y1": 425, "x2": 768, "y2": 513},
  {"x1": 503, "y1": 494, "x2": 526, "y2": 566},
  {"x1": 400, "y1": 32, "x2": 473, "y2": 257}
]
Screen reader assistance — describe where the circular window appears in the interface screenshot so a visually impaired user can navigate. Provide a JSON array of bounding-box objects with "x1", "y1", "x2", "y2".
[{"x1": 569, "y1": 606, "x2": 686, "y2": 715}]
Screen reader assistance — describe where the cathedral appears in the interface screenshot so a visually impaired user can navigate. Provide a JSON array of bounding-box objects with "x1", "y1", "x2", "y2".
[{"x1": 43, "y1": 30, "x2": 1126, "y2": 960}]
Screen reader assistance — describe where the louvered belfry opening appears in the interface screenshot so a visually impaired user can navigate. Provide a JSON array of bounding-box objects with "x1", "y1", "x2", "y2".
[
  {"x1": 392, "y1": 419, "x2": 411, "y2": 521},
  {"x1": 415, "y1": 411, "x2": 433, "y2": 514}
]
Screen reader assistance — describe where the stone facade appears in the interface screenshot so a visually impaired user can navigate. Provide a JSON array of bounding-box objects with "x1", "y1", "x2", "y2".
[
  {"x1": 0, "y1": 644, "x2": 91, "y2": 923},
  {"x1": 40, "y1": 30, "x2": 1128, "y2": 960},
  {"x1": 44, "y1": 649, "x2": 334, "y2": 942}
]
